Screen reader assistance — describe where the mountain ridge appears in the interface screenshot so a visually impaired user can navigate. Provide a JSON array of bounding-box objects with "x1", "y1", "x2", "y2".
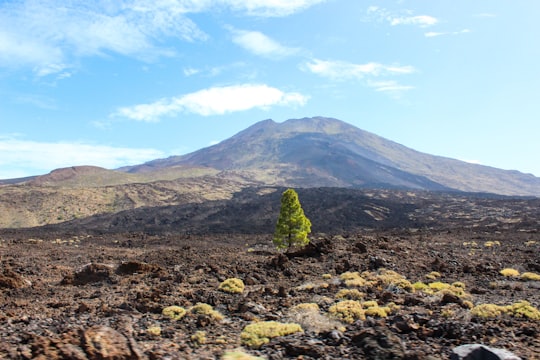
[
  {"x1": 124, "y1": 116, "x2": 540, "y2": 196},
  {"x1": 1, "y1": 116, "x2": 539, "y2": 229}
]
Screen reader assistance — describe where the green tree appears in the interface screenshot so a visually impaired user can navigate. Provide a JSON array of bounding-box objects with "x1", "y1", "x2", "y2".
[{"x1": 273, "y1": 188, "x2": 311, "y2": 250}]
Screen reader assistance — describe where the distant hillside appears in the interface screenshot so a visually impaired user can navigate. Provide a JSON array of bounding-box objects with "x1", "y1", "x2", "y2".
[
  {"x1": 126, "y1": 117, "x2": 540, "y2": 196},
  {"x1": 28, "y1": 165, "x2": 220, "y2": 188},
  {"x1": 32, "y1": 187, "x2": 540, "y2": 236},
  {"x1": 2, "y1": 116, "x2": 539, "y2": 229},
  {"x1": 0, "y1": 172, "x2": 252, "y2": 228}
]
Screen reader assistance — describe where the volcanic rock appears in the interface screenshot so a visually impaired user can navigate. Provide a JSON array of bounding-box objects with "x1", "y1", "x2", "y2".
[{"x1": 451, "y1": 344, "x2": 521, "y2": 360}]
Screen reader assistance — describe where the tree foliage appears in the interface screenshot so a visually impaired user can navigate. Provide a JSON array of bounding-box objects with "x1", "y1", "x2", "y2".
[{"x1": 273, "y1": 188, "x2": 311, "y2": 250}]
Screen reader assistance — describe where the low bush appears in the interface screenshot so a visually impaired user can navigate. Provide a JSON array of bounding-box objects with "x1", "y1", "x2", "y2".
[
  {"x1": 500, "y1": 268, "x2": 520, "y2": 277},
  {"x1": 222, "y1": 349, "x2": 265, "y2": 360},
  {"x1": 162, "y1": 306, "x2": 187, "y2": 321},
  {"x1": 219, "y1": 278, "x2": 245, "y2": 294},
  {"x1": 241, "y1": 321, "x2": 303, "y2": 348},
  {"x1": 328, "y1": 300, "x2": 365, "y2": 323},
  {"x1": 189, "y1": 303, "x2": 224, "y2": 322},
  {"x1": 520, "y1": 272, "x2": 540, "y2": 281},
  {"x1": 335, "y1": 288, "x2": 365, "y2": 300}
]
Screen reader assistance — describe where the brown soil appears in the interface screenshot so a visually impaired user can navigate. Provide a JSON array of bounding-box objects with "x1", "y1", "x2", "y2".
[{"x1": 0, "y1": 226, "x2": 539, "y2": 359}]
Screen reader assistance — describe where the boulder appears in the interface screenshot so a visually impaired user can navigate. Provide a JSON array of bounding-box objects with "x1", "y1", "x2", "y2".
[
  {"x1": 82, "y1": 325, "x2": 145, "y2": 360},
  {"x1": 61, "y1": 263, "x2": 113, "y2": 285},
  {"x1": 451, "y1": 344, "x2": 521, "y2": 360}
]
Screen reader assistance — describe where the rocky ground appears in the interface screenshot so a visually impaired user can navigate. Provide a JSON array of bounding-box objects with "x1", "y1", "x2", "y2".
[{"x1": 0, "y1": 225, "x2": 539, "y2": 359}]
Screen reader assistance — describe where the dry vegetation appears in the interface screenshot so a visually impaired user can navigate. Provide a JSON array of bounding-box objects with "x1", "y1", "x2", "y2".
[{"x1": 0, "y1": 223, "x2": 539, "y2": 359}]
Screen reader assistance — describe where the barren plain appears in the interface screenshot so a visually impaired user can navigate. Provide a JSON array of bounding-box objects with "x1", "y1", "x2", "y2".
[{"x1": 0, "y1": 188, "x2": 539, "y2": 359}]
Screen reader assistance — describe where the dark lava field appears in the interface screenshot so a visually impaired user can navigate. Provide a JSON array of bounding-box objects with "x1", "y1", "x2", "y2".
[{"x1": 0, "y1": 188, "x2": 539, "y2": 359}]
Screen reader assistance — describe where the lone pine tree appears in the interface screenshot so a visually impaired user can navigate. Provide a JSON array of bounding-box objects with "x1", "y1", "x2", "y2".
[{"x1": 273, "y1": 188, "x2": 311, "y2": 250}]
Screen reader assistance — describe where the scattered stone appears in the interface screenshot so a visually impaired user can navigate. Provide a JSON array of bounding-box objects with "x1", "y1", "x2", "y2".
[
  {"x1": 116, "y1": 261, "x2": 163, "y2": 275},
  {"x1": 83, "y1": 325, "x2": 146, "y2": 360},
  {"x1": 61, "y1": 263, "x2": 113, "y2": 285},
  {"x1": 440, "y1": 292, "x2": 461, "y2": 305},
  {"x1": 0, "y1": 268, "x2": 30, "y2": 289},
  {"x1": 281, "y1": 338, "x2": 325, "y2": 358},
  {"x1": 451, "y1": 344, "x2": 522, "y2": 360},
  {"x1": 269, "y1": 254, "x2": 288, "y2": 269},
  {"x1": 351, "y1": 326, "x2": 406, "y2": 359},
  {"x1": 354, "y1": 241, "x2": 368, "y2": 253}
]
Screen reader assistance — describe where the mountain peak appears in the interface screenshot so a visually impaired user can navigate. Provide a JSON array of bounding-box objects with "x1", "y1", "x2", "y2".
[{"x1": 124, "y1": 117, "x2": 540, "y2": 196}]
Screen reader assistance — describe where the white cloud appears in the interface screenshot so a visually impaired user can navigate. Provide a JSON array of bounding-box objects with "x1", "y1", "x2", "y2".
[
  {"x1": 366, "y1": 7, "x2": 438, "y2": 28},
  {"x1": 368, "y1": 80, "x2": 414, "y2": 93},
  {"x1": 0, "y1": 0, "x2": 324, "y2": 75},
  {"x1": 222, "y1": 0, "x2": 327, "y2": 16},
  {"x1": 0, "y1": 137, "x2": 164, "y2": 178},
  {"x1": 425, "y1": 29, "x2": 470, "y2": 38},
  {"x1": 390, "y1": 15, "x2": 438, "y2": 27},
  {"x1": 230, "y1": 29, "x2": 299, "y2": 58},
  {"x1": 183, "y1": 67, "x2": 201, "y2": 76},
  {"x1": 0, "y1": 1, "x2": 206, "y2": 75},
  {"x1": 304, "y1": 59, "x2": 415, "y2": 80},
  {"x1": 304, "y1": 59, "x2": 415, "y2": 97},
  {"x1": 114, "y1": 84, "x2": 309, "y2": 121}
]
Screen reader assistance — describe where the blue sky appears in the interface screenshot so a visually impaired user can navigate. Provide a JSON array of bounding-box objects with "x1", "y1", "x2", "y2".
[{"x1": 1, "y1": 0, "x2": 539, "y2": 179}]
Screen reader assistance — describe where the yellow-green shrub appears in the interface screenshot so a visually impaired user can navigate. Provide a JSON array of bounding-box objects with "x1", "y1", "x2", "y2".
[
  {"x1": 339, "y1": 271, "x2": 368, "y2": 287},
  {"x1": 365, "y1": 306, "x2": 391, "y2": 318},
  {"x1": 222, "y1": 349, "x2": 265, "y2": 360},
  {"x1": 376, "y1": 269, "x2": 413, "y2": 291},
  {"x1": 413, "y1": 280, "x2": 469, "y2": 299},
  {"x1": 335, "y1": 288, "x2": 365, "y2": 300},
  {"x1": 291, "y1": 303, "x2": 320, "y2": 312},
  {"x1": 189, "y1": 303, "x2": 224, "y2": 322},
  {"x1": 191, "y1": 331, "x2": 207, "y2": 345},
  {"x1": 500, "y1": 268, "x2": 520, "y2": 277},
  {"x1": 428, "y1": 281, "x2": 451, "y2": 292},
  {"x1": 471, "y1": 301, "x2": 540, "y2": 320},
  {"x1": 507, "y1": 300, "x2": 540, "y2": 320},
  {"x1": 520, "y1": 272, "x2": 540, "y2": 281},
  {"x1": 412, "y1": 281, "x2": 428, "y2": 291},
  {"x1": 241, "y1": 321, "x2": 303, "y2": 348},
  {"x1": 162, "y1": 306, "x2": 187, "y2": 321},
  {"x1": 219, "y1": 278, "x2": 245, "y2": 294},
  {"x1": 426, "y1": 271, "x2": 441, "y2": 280},
  {"x1": 328, "y1": 300, "x2": 365, "y2": 323},
  {"x1": 147, "y1": 326, "x2": 161, "y2": 336},
  {"x1": 470, "y1": 304, "x2": 505, "y2": 318},
  {"x1": 362, "y1": 300, "x2": 378, "y2": 308}
]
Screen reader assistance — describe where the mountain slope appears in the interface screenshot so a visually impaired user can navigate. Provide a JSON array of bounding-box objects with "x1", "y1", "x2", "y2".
[{"x1": 126, "y1": 117, "x2": 540, "y2": 196}]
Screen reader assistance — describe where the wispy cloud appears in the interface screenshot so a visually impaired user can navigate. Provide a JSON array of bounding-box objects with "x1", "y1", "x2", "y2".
[
  {"x1": 230, "y1": 29, "x2": 299, "y2": 58},
  {"x1": 0, "y1": 1, "x2": 205, "y2": 76},
  {"x1": 425, "y1": 29, "x2": 470, "y2": 38},
  {"x1": 113, "y1": 84, "x2": 309, "y2": 121},
  {"x1": 304, "y1": 58, "x2": 415, "y2": 96},
  {"x1": 304, "y1": 59, "x2": 415, "y2": 80},
  {"x1": 223, "y1": 0, "x2": 327, "y2": 17},
  {"x1": 366, "y1": 6, "x2": 438, "y2": 28},
  {"x1": 182, "y1": 62, "x2": 247, "y2": 78},
  {"x1": 390, "y1": 15, "x2": 438, "y2": 27},
  {"x1": 367, "y1": 80, "x2": 414, "y2": 93},
  {"x1": 0, "y1": 137, "x2": 164, "y2": 178},
  {"x1": 0, "y1": 1, "x2": 324, "y2": 76}
]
